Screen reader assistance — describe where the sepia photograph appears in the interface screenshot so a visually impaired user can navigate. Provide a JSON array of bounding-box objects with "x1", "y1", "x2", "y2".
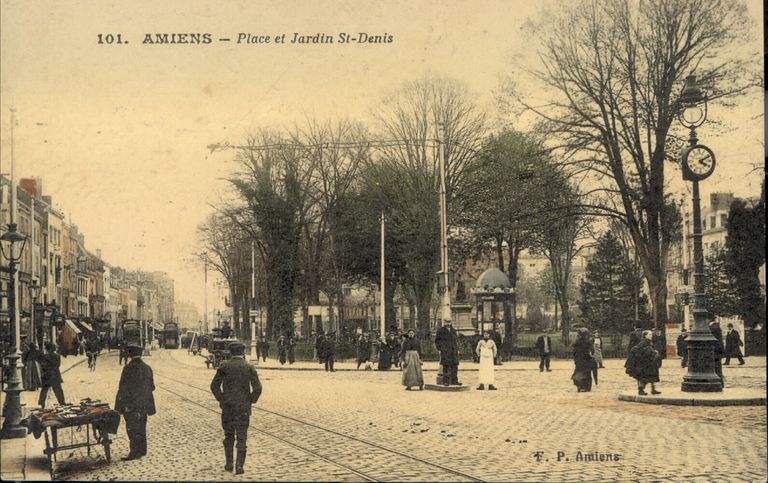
[{"x1": 0, "y1": 0, "x2": 765, "y2": 481}]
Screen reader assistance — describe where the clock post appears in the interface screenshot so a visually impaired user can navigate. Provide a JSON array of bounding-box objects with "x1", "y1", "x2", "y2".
[{"x1": 678, "y1": 75, "x2": 723, "y2": 393}]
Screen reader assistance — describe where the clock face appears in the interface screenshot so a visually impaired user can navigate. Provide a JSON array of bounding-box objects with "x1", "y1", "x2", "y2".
[{"x1": 683, "y1": 145, "x2": 716, "y2": 180}]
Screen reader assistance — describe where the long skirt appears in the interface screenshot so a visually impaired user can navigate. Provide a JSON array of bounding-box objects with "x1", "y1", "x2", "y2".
[
  {"x1": 572, "y1": 366, "x2": 592, "y2": 391},
  {"x1": 23, "y1": 361, "x2": 42, "y2": 391},
  {"x1": 401, "y1": 350, "x2": 424, "y2": 388},
  {"x1": 478, "y1": 347, "x2": 495, "y2": 385}
]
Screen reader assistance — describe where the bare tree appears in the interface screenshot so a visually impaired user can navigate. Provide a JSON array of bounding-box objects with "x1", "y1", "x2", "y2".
[
  {"x1": 372, "y1": 74, "x2": 488, "y2": 334},
  {"x1": 509, "y1": 0, "x2": 758, "y2": 326}
]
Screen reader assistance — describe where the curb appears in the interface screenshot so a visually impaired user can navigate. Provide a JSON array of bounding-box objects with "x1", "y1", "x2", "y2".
[{"x1": 617, "y1": 393, "x2": 767, "y2": 407}]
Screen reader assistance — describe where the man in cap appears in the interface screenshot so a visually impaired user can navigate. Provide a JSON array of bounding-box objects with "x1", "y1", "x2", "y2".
[
  {"x1": 115, "y1": 344, "x2": 156, "y2": 460},
  {"x1": 210, "y1": 341, "x2": 262, "y2": 475},
  {"x1": 38, "y1": 342, "x2": 67, "y2": 407}
]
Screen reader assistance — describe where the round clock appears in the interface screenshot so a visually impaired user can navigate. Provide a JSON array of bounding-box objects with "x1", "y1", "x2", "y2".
[{"x1": 682, "y1": 144, "x2": 716, "y2": 181}]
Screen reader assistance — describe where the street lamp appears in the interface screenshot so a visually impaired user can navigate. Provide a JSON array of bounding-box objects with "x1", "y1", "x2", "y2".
[
  {"x1": 1, "y1": 222, "x2": 29, "y2": 438},
  {"x1": 677, "y1": 74, "x2": 721, "y2": 393},
  {"x1": 28, "y1": 279, "x2": 41, "y2": 348}
]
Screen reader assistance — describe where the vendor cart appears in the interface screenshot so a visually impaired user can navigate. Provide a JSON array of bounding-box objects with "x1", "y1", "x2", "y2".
[{"x1": 25, "y1": 399, "x2": 120, "y2": 479}]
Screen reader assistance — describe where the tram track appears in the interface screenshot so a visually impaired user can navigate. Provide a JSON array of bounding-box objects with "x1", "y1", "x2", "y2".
[{"x1": 153, "y1": 352, "x2": 485, "y2": 482}]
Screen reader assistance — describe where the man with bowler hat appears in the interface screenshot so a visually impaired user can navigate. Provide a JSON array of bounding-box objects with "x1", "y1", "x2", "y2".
[
  {"x1": 115, "y1": 344, "x2": 156, "y2": 460},
  {"x1": 210, "y1": 341, "x2": 262, "y2": 475},
  {"x1": 435, "y1": 320, "x2": 461, "y2": 386}
]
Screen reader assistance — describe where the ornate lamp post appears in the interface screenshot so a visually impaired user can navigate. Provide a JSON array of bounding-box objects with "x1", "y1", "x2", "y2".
[
  {"x1": 28, "y1": 279, "x2": 41, "y2": 348},
  {"x1": 1, "y1": 222, "x2": 29, "y2": 438},
  {"x1": 677, "y1": 75, "x2": 722, "y2": 393}
]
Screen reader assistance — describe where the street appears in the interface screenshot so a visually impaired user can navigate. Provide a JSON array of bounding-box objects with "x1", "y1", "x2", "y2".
[{"x1": 31, "y1": 350, "x2": 768, "y2": 482}]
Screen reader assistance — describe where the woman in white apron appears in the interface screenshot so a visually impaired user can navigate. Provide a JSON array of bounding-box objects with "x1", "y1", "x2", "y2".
[{"x1": 476, "y1": 332, "x2": 498, "y2": 390}]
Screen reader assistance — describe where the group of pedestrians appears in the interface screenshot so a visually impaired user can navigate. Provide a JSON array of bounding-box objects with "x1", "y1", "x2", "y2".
[{"x1": 277, "y1": 335, "x2": 296, "y2": 365}]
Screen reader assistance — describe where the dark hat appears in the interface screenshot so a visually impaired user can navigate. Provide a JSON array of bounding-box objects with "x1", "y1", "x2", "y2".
[
  {"x1": 126, "y1": 344, "x2": 143, "y2": 355},
  {"x1": 229, "y1": 342, "x2": 246, "y2": 355}
]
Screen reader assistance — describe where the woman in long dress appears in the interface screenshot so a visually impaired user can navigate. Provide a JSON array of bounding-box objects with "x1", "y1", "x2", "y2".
[
  {"x1": 571, "y1": 328, "x2": 594, "y2": 392},
  {"x1": 378, "y1": 337, "x2": 392, "y2": 371},
  {"x1": 475, "y1": 332, "x2": 497, "y2": 390},
  {"x1": 400, "y1": 330, "x2": 424, "y2": 390},
  {"x1": 22, "y1": 342, "x2": 42, "y2": 391}
]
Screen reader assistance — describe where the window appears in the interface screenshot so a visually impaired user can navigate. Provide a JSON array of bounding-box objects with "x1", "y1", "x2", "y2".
[
  {"x1": 710, "y1": 216, "x2": 716, "y2": 229},
  {"x1": 702, "y1": 219, "x2": 707, "y2": 230},
  {"x1": 720, "y1": 214, "x2": 728, "y2": 228}
]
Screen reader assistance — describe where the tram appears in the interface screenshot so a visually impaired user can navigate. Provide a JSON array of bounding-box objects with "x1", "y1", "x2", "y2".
[
  {"x1": 121, "y1": 319, "x2": 143, "y2": 348},
  {"x1": 162, "y1": 322, "x2": 180, "y2": 349}
]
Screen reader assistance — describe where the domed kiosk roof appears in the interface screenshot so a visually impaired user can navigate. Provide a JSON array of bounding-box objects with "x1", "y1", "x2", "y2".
[{"x1": 474, "y1": 268, "x2": 511, "y2": 290}]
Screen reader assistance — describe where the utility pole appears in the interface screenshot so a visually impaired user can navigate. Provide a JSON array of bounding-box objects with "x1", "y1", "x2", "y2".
[
  {"x1": 250, "y1": 241, "x2": 257, "y2": 361},
  {"x1": 438, "y1": 125, "x2": 451, "y2": 326},
  {"x1": 380, "y1": 211, "x2": 386, "y2": 340}
]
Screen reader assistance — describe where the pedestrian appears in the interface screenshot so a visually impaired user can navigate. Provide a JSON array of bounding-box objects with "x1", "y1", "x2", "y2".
[
  {"x1": 476, "y1": 331, "x2": 498, "y2": 390},
  {"x1": 356, "y1": 334, "x2": 371, "y2": 370},
  {"x1": 118, "y1": 339, "x2": 128, "y2": 366},
  {"x1": 378, "y1": 336, "x2": 393, "y2": 371},
  {"x1": 255, "y1": 336, "x2": 262, "y2": 361},
  {"x1": 724, "y1": 323, "x2": 745, "y2": 365},
  {"x1": 593, "y1": 330, "x2": 604, "y2": 368},
  {"x1": 277, "y1": 335, "x2": 287, "y2": 365},
  {"x1": 625, "y1": 330, "x2": 662, "y2": 395},
  {"x1": 435, "y1": 320, "x2": 461, "y2": 386},
  {"x1": 210, "y1": 341, "x2": 262, "y2": 475},
  {"x1": 401, "y1": 329, "x2": 424, "y2": 390},
  {"x1": 571, "y1": 328, "x2": 594, "y2": 393},
  {"x1": 491, "y1": 328, "x2": 503, "y2": 365},
  {"x1": 319, "y1": 334, "x2": 336, "y2": 372},
  {"x1": 388, "y1": 332, "x2": 401, "y2": 369},
  {"x1": 676, "y1": 328, "x2": 689, "y2": 368},
  {"x1": 535, "y1": 333, "x2": 553, "y2": 372},
  {"x1": 259, "y1": 337, "x2": 269, "y2": 362},
  {"x1": 287, "y1": 335, "x2": 296, "y2": 364},
  {"x1": 22, "y1": 341, "x2": 42, "y2": 391},
  {"x1": 221, "y1": 323, "x2": 232, "y2": 339},
  {"x1": 115, "y1": 344, "x2": 156, "y2": 460},
  {"x1": 709, "y1": 321, "x2": 725, "y2": 387},
  {"x1": 470, "y1": 329, "x2": 482, "y2": 363},
  {"x1": 38, "y1": 342, "x2": 67, "y2": 407},
  {"x1": 652, "y1": 329, "x2": 667, "y2": 366}
]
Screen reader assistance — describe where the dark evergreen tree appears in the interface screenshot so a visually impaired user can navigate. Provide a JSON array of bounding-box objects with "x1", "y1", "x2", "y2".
[
  {"x1": 578, "y1": 231, "x2": 650, "y2": 333},
  {"x1": 704, "y1": 243, "x2": 739, "y2": 317},
  {"x1": 725, "y1": 198, "x2": 766, "y2": 328}
]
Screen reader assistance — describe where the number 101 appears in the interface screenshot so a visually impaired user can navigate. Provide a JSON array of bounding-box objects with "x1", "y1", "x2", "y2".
[{"x1": 97, "y1": 34, "x2": 124, "y2": 44}]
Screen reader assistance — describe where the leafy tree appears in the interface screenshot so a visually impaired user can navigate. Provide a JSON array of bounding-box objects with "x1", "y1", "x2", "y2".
[
  {"x1": 725, "y1": 198, "x2": 766, "y2": 328},
  {"x1": 458, "y1": 130, "x2": 562, "y2": 349},
  {"x1": 578, "y1": 231, "x2": 651, "y2": 333},
  {"x1": 510, "y1": 0, "x2": 759, "y2": 327},
  {"x1": 704, "y1": 242, "x2": 739, "y2": 317}
]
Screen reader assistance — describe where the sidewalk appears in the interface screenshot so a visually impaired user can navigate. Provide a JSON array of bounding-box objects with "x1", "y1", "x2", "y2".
[{"x1": 1, "y1": 354, "x2": 87, "y2": 481}]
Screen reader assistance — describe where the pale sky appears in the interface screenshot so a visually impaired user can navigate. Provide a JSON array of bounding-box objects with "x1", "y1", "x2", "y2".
[{"x1": 1, "y1": 0, "x2": 764, "y2": 314}]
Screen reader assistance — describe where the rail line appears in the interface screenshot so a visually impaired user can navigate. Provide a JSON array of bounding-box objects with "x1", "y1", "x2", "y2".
[{"x1": 153, "y1": 354, "x2": 485, "y2": 482}]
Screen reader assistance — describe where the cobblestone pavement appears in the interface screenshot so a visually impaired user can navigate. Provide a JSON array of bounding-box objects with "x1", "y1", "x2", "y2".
[{"x1": 43, "y1": 350, "x2": 766, "y2": 482}]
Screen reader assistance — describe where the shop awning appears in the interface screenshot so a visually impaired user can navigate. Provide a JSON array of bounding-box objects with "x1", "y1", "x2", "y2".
[
  {"x1": 65, "y1": 319, "x2": 82, "y2": 334},
  {"x1": 80, "y1": 321, "x2": 94, "y2": 332}
]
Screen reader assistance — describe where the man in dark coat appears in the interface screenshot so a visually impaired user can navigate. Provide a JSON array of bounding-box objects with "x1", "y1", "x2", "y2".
[
  {"x1": 118, "y1": 339, "x2": 128, "y2": 365},
  {"x1": 318, "y1": 334, "x2": 335, "y2": 372},
  {"x1": 491, "y1": 328, "x2": 503, "y2": 365},
  {"x1": 258, "y1": 337, "x2": 269, "y2": 362},
  {"x1": 38, "y1": 342, "x2": 67, "y2": 407},
  {"x1": 210, "y1": 342, "x2": 262, "y2": 475},
  {"x1": 627, "y1": 324, "x2": 644, "y2": 355},
  {"x1": 356, "y1": 334, "x2": 371, "y2": 369},
  {"x1": 115, "y1": 344, "x2": 156, "y2": 460},
  {"x1": 535, "y1": 334, "x2": 553, "y2": 372},
  {"x1": 389, "y1": 331, "x2": 402, "y2": 368},
  {"x1": 652, "y1": 329, "x2": 667, "y2": 366},
  {"x1": 221, "y1": 323, "x2": 232, "y2": 339},
  {"x1": 676, "y1": 328, "x2": 689, "y2": 368},
  {"x1": 724, "y1": 323, "x2": 745, "y2": 365},
  {"x1": 470, "y1": 330, "x2": 482, "y2": 363},
  {"x1": 287, "y1": 336, "x2": 296, "y2": 364},
  {"x1": 435, "y1": 320, "x2": 460, "y2": 386},
  {"x1": 277, "y1": 336, "x2": 287, "y2": 365}
]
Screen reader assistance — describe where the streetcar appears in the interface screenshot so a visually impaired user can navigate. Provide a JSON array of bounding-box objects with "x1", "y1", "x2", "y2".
[
  {"x1": 162, "y1": 322, "x2": 180, "y2": 349},
  {"x1": 121, "y1": 319, "x2": 143, "y2": 348}
]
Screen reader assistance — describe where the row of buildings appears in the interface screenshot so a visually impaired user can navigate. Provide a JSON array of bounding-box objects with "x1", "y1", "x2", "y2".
[{"x1": 0, "y1": 175, "x2": 175, "y2": 350}]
